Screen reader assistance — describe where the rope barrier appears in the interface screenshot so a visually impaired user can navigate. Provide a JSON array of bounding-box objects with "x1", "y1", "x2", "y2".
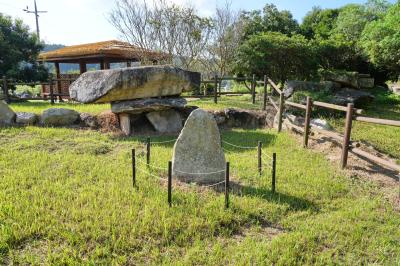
[
  {"x1": 202, "y1": 180, "x2": 226, "y2": 188},
  {"x1": 174, "y1": 169, "x2": 226, "y2": 175},
  {"x1": 222, "y1": 140, "x2": 258, "y2": 149},
  {"x1": 136, "y1": 166, "x2": 166, "y2": 180}
]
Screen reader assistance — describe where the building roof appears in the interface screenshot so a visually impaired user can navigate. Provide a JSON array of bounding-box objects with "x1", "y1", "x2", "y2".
[{"x1": 38, "y1": 40, "x2": 167, "y2": 63}]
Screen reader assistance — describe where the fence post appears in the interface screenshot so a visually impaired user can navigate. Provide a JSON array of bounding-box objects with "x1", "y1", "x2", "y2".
[
  {"x1": 2, "y1": 75, "x2": 9, "y2": 103},
  {"x1": 214, "y1": 75, "x2": 218, "y2": 104},
  {"x1": 146, "y1": 137, "x2": 151, "y2": 167},
  {"x1": 303, "y1": 96, "x2": 313, "y2": 148},
  {"x1": 251, "y1": 74, "x2": 256, "y2": 104},
  {"x1": 225, "y1": 162, "x2": 230, "y2": 209},
  {"x1": 263, "y1": 75, "x2": 267, "y2": 111},
  {"x1": 168, "y1": 161, "x2": 172, "y2": 207},
  {"x1": 277, "y1": 93, "x2": 285, "y2": 132},
  {"x1": 272, "y1": 153, "x2": 276, "y2": 193},
  {"x1": 258, "y1": 141, "x2": 262, "y2": 176},
  {"x1": 132, "y1": 148, "x2": 136, "y2": 187},
  {"x1": 49, "y1": 76, "x2": 54, "y2": 105},
  {"x1": 341, "y1": 103, "x2": 354, "y2": 169}
]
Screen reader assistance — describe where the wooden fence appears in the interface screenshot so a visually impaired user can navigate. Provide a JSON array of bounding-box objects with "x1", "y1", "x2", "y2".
[{"x1": 265, "y1": 77, "x2": 400, "y2": 172}]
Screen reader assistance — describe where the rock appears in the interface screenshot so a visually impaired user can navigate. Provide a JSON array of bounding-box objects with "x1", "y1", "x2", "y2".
[
  {"x1": 172, "y1": 109, "x2": 226, "y2": 184},
  {"x1": 224, "y1": 108, "x2": 266, "y2": 128},
  {"x1": 0, "y1": 100, "x2": 15, "y2": 125},
  {"x1": 97, "y1": 111, "x2": 120, "y2": 133},
  {"x1": 111, "y1": 97, "x2": 187, "y2": 114},
  {"x1": 283, "y1": 80, "x2": 341, "y2": 98},
  {"x1": 323, "y1": 70, "x2": 359, "y2": 88},
  {"x1": 390, "y1": 85, "x2": 400, "y2": 95},
  {"x1": 212, "y1": 111, "x2": 226, "y2": 125},
  {"x1": 146, "y1": 109, "x2": 182, "y2": 133},
  {"x1": 80, "y1": 112, "x2": 98, "y2": 128},
  {"x1": 332, "y1": 88, "x2": 375, "y2": 108},
  {"x1": 41, "y1": 108, "x2": 79, "y2": 126},
  {"x1": 358, "y1": 77, "x2": 374, "y2": 89},
  {"x1": 70, "y1": 65, "x2": 201, "y2": 103},
  {"x1": 16, "y1": 112, "x2": 38, "y2": 125},
  {"x1": 311, "y1": 118, "x2": 332, "y2": 130}
]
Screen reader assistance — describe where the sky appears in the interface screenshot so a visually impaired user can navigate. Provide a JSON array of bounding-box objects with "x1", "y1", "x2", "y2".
[{"x1": 0, "y1": 0, "x2": 396, "y2": 46}]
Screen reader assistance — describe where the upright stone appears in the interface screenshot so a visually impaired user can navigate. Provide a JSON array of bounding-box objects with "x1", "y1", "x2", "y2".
[
  {"x1": 146, "y1": 109, "x2": 182, "y2": 133},
  {"x1": 0, "y1": 100, "x2": 15, "y2": 125},
  {"x1": 172, "y1": 109, "x2": 226, "y2": 184},
  {"x1": 69, "y1": 65, "x2": 200, "y2": 103}
]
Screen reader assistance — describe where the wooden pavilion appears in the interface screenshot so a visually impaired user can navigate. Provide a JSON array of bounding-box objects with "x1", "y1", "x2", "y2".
[{"x1": 38, "y1": 40, "x2": 168, "y2": 98}]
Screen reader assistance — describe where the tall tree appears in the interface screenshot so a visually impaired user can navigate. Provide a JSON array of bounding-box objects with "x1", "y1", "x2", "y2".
[
  {"x1": 0, "y1": 13, "x2": 47, "y2": 81},
  {"x1": 301, "y1": 7, "x2": 339, "y2": 39}
]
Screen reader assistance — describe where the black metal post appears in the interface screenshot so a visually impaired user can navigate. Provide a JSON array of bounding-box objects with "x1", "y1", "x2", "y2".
[
  {"x1": 214, "y1": 75, "x2": 218, "y2": 104},
  {"x1": 132, "y1": 148, "x2": 136, "y2": 187},
  {"x1": 225, "y1": 162, "x2": 230, "y2": 209},
  {"x1": 258, "y1": 141, "x2": 262, "y2": 176},
  {"x1": 168, "y1": 161, "x2": 172, "y2": 207},
  {"x1": 146, "y1": 137, "x2": 150, "y2": 167},
  {"x1": 263, "y1": 75, "x2": 267, "y2": 111},
  {"x1": 272, "y1": 153, "x2": 276, "y2": 193}
]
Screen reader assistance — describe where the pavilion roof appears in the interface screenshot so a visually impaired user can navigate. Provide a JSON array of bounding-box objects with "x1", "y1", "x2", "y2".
[{"x1": 38, "y1": 40, "x2": 167, "y2": 63}]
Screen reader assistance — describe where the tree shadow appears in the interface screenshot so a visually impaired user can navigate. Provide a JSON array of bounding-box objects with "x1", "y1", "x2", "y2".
[{"x1": 210, "y1": 181, "x2": 318, "y2": 212}]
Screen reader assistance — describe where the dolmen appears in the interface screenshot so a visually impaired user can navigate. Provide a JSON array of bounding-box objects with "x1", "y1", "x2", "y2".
[{"x1": 70, "y1": 65, "x2": 200, "y2": 135}]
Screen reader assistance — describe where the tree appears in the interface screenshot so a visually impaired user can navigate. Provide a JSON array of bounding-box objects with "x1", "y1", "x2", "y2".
[
  {"x1": 301, "y1": 7, "x2": 339, "y2": 39},
  {"x1": 109, "y1": 0, "x2": 213, "y2": 70},
  {"x1": 0, "y1": 13, "x2": 47, "y2": 81},
  {"x1": 234, "y1": 32, "x2": 317, "y2": 84},
  {"x1": 361, "y1": 3, "x2": 400, "y2": 79},
  {"x1": 202, "y1": 1, "x2": 243, "y2": 77},
  {"x1": 240, "y1": 3, "x2": 299, "y2": 39}
]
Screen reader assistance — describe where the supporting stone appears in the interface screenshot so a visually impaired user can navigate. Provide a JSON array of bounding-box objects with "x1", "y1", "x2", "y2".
[{"x1": 119, "y1": 113, "x2": 131, "y2": 135}]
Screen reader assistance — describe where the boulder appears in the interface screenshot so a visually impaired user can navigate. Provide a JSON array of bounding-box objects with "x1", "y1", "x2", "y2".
[
  {"x1": 111, "y1": 97, "x2": 187, "y2": 114},
  {"x1": 0, "y1": 100, "x2": 15, "y2": 125},
  {"x1": 172, "y1": 109, "x2": 226, "y2": 184},
  {"x1": 16, "y1": 112, "x2": 38, "y2": 125},
  {"x1": 311, "y1": 118, "x2": 332, "y2": 130},
  {"x1": 358, "y1": 77, "x2": 374, "y2": 89},
  {"x1": 390, "y1": 85, "x2": 400, "y2": 96},
  {"x1": 41, "y1": 108, "x2": 79, "y2": 126},
  {"x1": 332, "y1": 88, "x2": 375, "y2": 108},
  {"x1": 80, "y1": 112, "x2": 98, "y2": 128},
  {"x1": 323, "y1": 70, "x2": 359, "y2": 88},
  {"x1": 69, "y1": 65, "x2": 201, "y2": 103},
  {"x1": 146, "y1": 109, "x2": 182, "y2": 133},
  {"x1": 283, "y1": 80, "x2": 341, "y2": 98}
]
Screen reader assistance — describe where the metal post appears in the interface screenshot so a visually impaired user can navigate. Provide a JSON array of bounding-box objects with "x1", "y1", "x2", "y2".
[
  {"x1": 272, "y1": 153, "x2": 276, "y2": 193},
  {"x1": 252, "y1": 74, "x2": 256, "y2": 104},
  {"x1": 341, "y1": 103, "x2": 354, "y2": 169},
  {"x1": 168, "y1": 161, "x2": 172, "y2": 207},
  {"x1": 214, "y1": 75, "x2": 218, "y2": 104},
  {"x1": 2, "y1": 75, "x2": 9, "y2": 103},
  {"x1": 225, "y1": 162, "x2": 230, "y2": 209},
  {"x1": 132, "y1": 149, "x2": 136, "y2": 187},
  {"x1": 303, "y1": 96, "x2": 312, "y2": 148},
  {"x1": 263, "y1": 75, "x2": 267, "y2": 111},
  {"x1": 49, "y1": 76, "x2": 54, "y2": 105},
  {"x1": 258, "y1": 141, "x2": 262, "y2": 176},
  {"x1": 146, "y1": 137, "x2": 150, "y2": 167},
  {"x1": 277, "y1": 93, "x2": 284, "y2": 132}
]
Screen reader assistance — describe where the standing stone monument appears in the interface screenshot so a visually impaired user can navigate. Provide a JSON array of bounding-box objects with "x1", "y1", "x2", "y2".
[{"x1": 172, "y1": 109, "x2": 226, "y2": 184}]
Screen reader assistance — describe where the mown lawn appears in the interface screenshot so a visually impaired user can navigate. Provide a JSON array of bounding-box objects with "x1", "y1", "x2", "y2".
[{"x1": 0, "y1": 126, "x2": 399, "y2": 264}]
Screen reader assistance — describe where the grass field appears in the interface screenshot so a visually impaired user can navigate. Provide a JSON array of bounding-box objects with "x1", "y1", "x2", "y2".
[{"x1": 0, "y1": 126, "x2": 399, "y2": 264}]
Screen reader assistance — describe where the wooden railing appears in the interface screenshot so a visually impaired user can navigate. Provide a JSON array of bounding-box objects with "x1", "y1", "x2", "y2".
[{"x1": 265, "y1": 77, "x2": 400, "y2": 172}]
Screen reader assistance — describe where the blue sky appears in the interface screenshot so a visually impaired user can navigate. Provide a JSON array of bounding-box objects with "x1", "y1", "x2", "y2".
[{"x1": 0, "y1": 0, "x2": 396, "y2": 45}]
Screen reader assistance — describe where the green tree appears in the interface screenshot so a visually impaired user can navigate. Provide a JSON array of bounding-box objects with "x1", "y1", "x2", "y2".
[
  {"x1": 301, "y1": 7, "x2": 339, "y2": 39},
  {"x1": 0, "y1": 13, "x2": 47, "y2": 81},
  {"x1": 361, "y1": 3, "x2": 400, "y2": 79},
  {"x1": 240, "y1": 4, "x2": 299, "y2": 39},
  {"x1": 234, "y1": 32, "x2": 317, "y2": 84}
]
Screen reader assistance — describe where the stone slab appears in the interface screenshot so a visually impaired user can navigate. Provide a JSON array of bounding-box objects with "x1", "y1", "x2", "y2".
[{"x1": 111, "y1": 97, "x2": 187, "y2": 114}]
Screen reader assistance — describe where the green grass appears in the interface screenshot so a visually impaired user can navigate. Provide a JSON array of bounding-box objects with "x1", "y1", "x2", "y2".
[
  {"x1": 0, "y1": 126, "x2": 399, "y2": 264},
  {"x1": 9, "y1": 101, "x2": 111, "y2": 115}
]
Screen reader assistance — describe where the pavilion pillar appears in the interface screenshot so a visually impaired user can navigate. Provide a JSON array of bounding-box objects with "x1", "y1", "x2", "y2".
[
  {"x1": 100, "y1": 59, "x2": 105, "y2": 70},
  {"x1": 79, "y1": 62, "x2": 87, "y2": 74},
  {"x1": 127, "y1": 61, "x2": 131, "y2": 67},
  {"x1": 104, "y1": 60, "x2": 110, "y2": 70},
  {"x1": 54, "y1": 62, "x2": 63, "y2": 101}
]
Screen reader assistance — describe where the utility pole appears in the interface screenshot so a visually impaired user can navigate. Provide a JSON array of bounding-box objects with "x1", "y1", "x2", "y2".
[{"x1": 23, "y1": 0, "x2": 47, "y2": 40}]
